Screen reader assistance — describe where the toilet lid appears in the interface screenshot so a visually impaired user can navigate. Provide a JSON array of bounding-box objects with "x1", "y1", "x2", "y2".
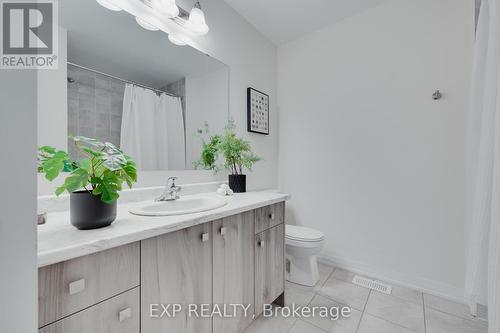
[{"x1": 285, "y1": 225, "x2": 325, "y2": 242}]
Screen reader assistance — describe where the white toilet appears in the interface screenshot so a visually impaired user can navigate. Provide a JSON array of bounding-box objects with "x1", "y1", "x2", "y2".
[{"x1": 285, "y1": 224, "x2": 325, "y2": 287}]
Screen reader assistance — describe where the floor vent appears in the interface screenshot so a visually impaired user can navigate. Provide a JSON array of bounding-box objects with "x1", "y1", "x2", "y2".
[{"x1": 352, "y1": 275, "x2": 392, "y2": 294}]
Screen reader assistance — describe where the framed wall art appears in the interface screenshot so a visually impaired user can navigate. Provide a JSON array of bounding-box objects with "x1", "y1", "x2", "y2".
[{"x1": 247, "y1": 87, "x2": 269, "y2": 135}]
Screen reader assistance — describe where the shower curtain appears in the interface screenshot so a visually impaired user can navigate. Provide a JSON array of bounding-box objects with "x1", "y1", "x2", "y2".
[
  {"x1": 465, "y1": 0, "x2": 500, "y2": 331},
  {"x1": 120, "y1": 84, "x2": 185, "y2": 170}
]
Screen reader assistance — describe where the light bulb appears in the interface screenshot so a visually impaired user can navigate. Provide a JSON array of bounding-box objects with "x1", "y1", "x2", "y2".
[
  {"x1": 152, "y1": 0, "x2": 179, "y2": 18},
  {"x1": 168, "y1": 33, "x2": 187, "y2": 46},
  {"x1": 186, "y1": 3, "x2": 209, "y2": 35},
  {"x1": 96, "y1": 0, "x2": 122, "y2": 11},
  {"x1": 135, "y1": 17, "x2": 159, "y2": 31}
]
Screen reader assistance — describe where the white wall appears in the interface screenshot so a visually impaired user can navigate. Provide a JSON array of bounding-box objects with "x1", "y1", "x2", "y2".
[
  {"x1": 38, "y1": 28, "x2": 67, "y2": 150},
  {"x1": 183, "y1": 0, "x2": 278, "y2": 191},
  {"x1": 185, "y1": 67, "x2": 230, "y2": 168},
  {"x1": 278, "y1": 0, "x2": 474, "y2": 301},
  {"x1": 0, "y1": 70, "x2": 38, "y2": 331}
]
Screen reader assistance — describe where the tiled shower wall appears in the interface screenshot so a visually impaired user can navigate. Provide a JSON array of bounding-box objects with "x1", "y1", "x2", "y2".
[
  {"x1": 67, "y1": 64, "x2": 187, "y2": 159},
  {"x1": 67, "y1": 64, "x2": 125, "y2": 158}
]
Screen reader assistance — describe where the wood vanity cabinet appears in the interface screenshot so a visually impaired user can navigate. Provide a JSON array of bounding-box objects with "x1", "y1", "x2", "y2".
[
  {"x1": 255, "y1": 224, "x2": 285, "y2": 316},
  {"x1": 38, "y1": 202, "x2": 285, "y2": 333},
  {"x1": 39, "y1": 287, "x2": 140, "y2": 333},
  {"x1": 255, "y1": 201, "x2": 285, "y2": 234},
  {"x1": 38, "y1": 242, "x2": 140, "y2": 328},
  {"x1": 212, "y1": 211, "x2": 255, "y2": 333},
  {"x1": 141, "y1": 222, "x2": 213, "y2": 333}
]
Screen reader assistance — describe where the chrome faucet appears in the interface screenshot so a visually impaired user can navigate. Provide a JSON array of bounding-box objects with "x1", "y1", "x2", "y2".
[{"x1": 156, "y1": 177, "x2": 182, "y2": 201}]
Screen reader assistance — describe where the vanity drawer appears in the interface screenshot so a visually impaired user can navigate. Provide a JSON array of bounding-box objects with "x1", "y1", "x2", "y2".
[
  {"x1": 38, "y1": 242, "x2": 140, "y2": 327},
  {"x1": 255, "y1": 202, "x2": 285, "y2": 234},
  {"x1": 39, "y1": 287, "x2": 139, "y2": 333}
]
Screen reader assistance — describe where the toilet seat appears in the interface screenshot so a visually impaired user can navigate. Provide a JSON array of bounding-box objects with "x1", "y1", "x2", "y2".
[{"x1": 285, "y1": 225, "x2": 325, "y2": 243}]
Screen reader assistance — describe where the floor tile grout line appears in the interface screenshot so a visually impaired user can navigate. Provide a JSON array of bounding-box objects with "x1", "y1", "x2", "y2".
[
  {"x1": 422, "y1": 292, "x2": 427, "y2": 333},
  {"x1": 358, "y1": 285, "x2": 423, "y2": 333},
  {"x1": 355, "y1": 312, "x2": 366, "y2": 333},
  {"x1": 423, "y1": 305, "x2": 489, "y2": 328},
  {"x1": 324, "y1": 266, "x2": 336, "y2": 283},
  {"x1": 296, "y1": 264, "x2": 429, "y2": 333},
  {"x1": 321, "y1": 265, "x2": 424, "y2": 332},
  {"x1": 303, "y1": 265, "x2": 487, "y2": 332},
  {"x1": 300, "y1": 318, "x2": 330, "y2": 333},
  {"x1": 362, "y1": 312, "x2": 421, "y2": 333},
  {"x1": 306, "y1": 267, "x2": 358, "y2": 333},
  {"x1": 312, "y1": 290, "x2": 365, "y2": 313},
  {"x1": 284, "y1": 318, "x2": 299, "y2": 333},
  {"x1": 355, "y1": 289, "x2": 371, "y2": 333},
  {"x1": 314, "y1": 285, "x2": 368, "y2": 312},
  {"x1": 423, "y1": 301, "x2": 488, "y2": 324},
  {"x1": 314, "y1": 266, "x2": 336, "y2": 292}
]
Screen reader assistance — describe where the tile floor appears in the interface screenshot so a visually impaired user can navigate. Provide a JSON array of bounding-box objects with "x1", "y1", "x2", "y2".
[{"x1": 245, "y1": 263, "x2": 488, "y2": 333}]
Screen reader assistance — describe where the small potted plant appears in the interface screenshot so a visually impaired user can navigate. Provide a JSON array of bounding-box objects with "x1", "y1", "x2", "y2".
[
  {"x1": 194, "y1": 119, "x2": 261, "y2": 193},
  {"x1": 38, "y1": 136, "x2": 137, "y2": 230}
]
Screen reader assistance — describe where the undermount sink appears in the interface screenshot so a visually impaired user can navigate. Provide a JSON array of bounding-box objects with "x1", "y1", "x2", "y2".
[{"x1": 129, "y1": 194, "x2": 228, "y2": 216}]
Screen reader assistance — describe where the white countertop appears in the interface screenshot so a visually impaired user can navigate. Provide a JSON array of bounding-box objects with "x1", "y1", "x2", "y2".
[{"x1": 38, "y1": 191, "x2": 289, "y2": 267}]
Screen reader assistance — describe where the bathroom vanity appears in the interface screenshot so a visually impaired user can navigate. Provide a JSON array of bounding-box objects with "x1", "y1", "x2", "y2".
[{"x1": 37, "y1": 191, "x2": 288, "y2": 333}]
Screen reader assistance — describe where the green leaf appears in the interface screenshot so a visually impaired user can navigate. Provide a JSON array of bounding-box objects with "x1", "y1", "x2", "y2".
[
  {"x1": 55, "y1": 185, "x2": 66, "y2": 196},
  {"x1": 79, "y1": 158, "x2": 92, "y2": 173},
  {"x1": 39, "y1": 146, "x2": 57, "y2": 154},
  {"x1": 79, "y1": 146, "x2": 103, "y2": 158},
  {"x1": 121, "y1": 157, "x2": 138, "y2": 188},
  {"x1": 42, "y1": 151, "x2": 69, "y2": 181},
  {"x1": 58, "y1": 169, "x2": 89, "y2": 194},
  {"x1": 92, "y1": 171, "x2": 121, "y2": 203},
  {"x1": 62, "y1": 160, "x2": 76, "y2": 172}
]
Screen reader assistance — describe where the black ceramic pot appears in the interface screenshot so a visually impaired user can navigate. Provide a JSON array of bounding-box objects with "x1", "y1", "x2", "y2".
[
  {"x1": 228, "y1": 174, "x2": 246, "y2": 193},
  {"x1": 70, "y1": 191, "x2": 117, "y2": 230}
]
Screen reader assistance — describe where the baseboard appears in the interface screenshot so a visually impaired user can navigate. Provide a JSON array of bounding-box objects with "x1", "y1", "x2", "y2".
[{"x1": 317, "y1": 252, "x2": 469, "y2": 306}]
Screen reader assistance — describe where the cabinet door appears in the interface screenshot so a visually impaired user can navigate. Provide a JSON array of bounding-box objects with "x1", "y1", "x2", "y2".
[
  {"x1": 141, "y1": 222, "x2": 212, "y2": 333},
  {"x1": 212, "y1": 211, "x2": 255, "y2": 333},
  {"x1": 255, "y1": 224, "x2": 285, "y2": 316},
  {"x1": 39, "y1": 287, "x2": 139, "y2": 333}
]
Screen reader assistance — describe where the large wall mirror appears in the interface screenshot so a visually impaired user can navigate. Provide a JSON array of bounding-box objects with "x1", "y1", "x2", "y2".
[{"x1": 38, "y1": 0, "x2": 229, "y2": 172}]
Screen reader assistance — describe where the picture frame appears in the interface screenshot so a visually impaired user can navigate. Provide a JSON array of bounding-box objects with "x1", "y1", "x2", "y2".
[{"x1": 247, "y1": 87, "x2": 269, "y2": 135}]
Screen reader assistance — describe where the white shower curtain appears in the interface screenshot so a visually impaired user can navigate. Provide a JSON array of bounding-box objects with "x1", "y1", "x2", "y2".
[
  {"x1": 120, "y1": 84, "x2": 185, "y2": 170},
  {"x1": 161, "y1": 93, "x2": 186, "y2": 170},
  {"x1": 465, "y1": 0, "x2": 500, "y2": 331}
]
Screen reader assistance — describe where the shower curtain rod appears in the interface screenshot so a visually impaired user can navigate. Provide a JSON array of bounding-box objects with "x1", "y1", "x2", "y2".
[{"x1": 67, "y1": 62, "x2": 180, "y2": 98}]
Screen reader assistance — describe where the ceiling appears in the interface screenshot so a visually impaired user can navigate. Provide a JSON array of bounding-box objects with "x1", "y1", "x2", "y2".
[
  {"x1": 60, "y1": 0, "x2": 226, "y2": 88},
  {"x1": 223, "y1": 0, "x2": 387, "y2": 45}
]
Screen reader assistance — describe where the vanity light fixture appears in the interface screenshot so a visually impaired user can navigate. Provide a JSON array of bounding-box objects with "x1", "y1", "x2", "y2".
[
  {"x1": 96, "y1": 0, "x2": 122, "y2": 11},
  {"x1": 152, "y1": 0, "x2": 179, "y2": 18},
  {"x1": 95, "y1": 0, "x2": 210, "y2": 46},
  {"x1": 135, "y1": 16, "x2": 160, "y2": 31},
  {"x1": 186, "y1": 1, "x2": 209, "y2": 35}
]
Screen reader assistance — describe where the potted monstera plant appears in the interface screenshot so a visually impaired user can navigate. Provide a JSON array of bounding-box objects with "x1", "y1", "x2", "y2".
[
  {"x1": 38, "y1": 136, "x2": 137, "y2": 230},
  {"x1": 194, "y1": 119, "x2": 261, "y2": 193}
]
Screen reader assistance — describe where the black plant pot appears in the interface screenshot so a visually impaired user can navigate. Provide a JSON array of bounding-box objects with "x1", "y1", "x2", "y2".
[
  {"x1": 70, "y1": 191, "x2": 117, "y2": 230},
  {"x1": 228, "y1": 174, "x2": 246, "y2": 193}
]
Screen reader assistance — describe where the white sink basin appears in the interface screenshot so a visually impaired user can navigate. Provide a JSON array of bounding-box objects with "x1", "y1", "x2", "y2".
[{"x1": 129, "y1": 194, "x2": 228, "y2": 216}]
